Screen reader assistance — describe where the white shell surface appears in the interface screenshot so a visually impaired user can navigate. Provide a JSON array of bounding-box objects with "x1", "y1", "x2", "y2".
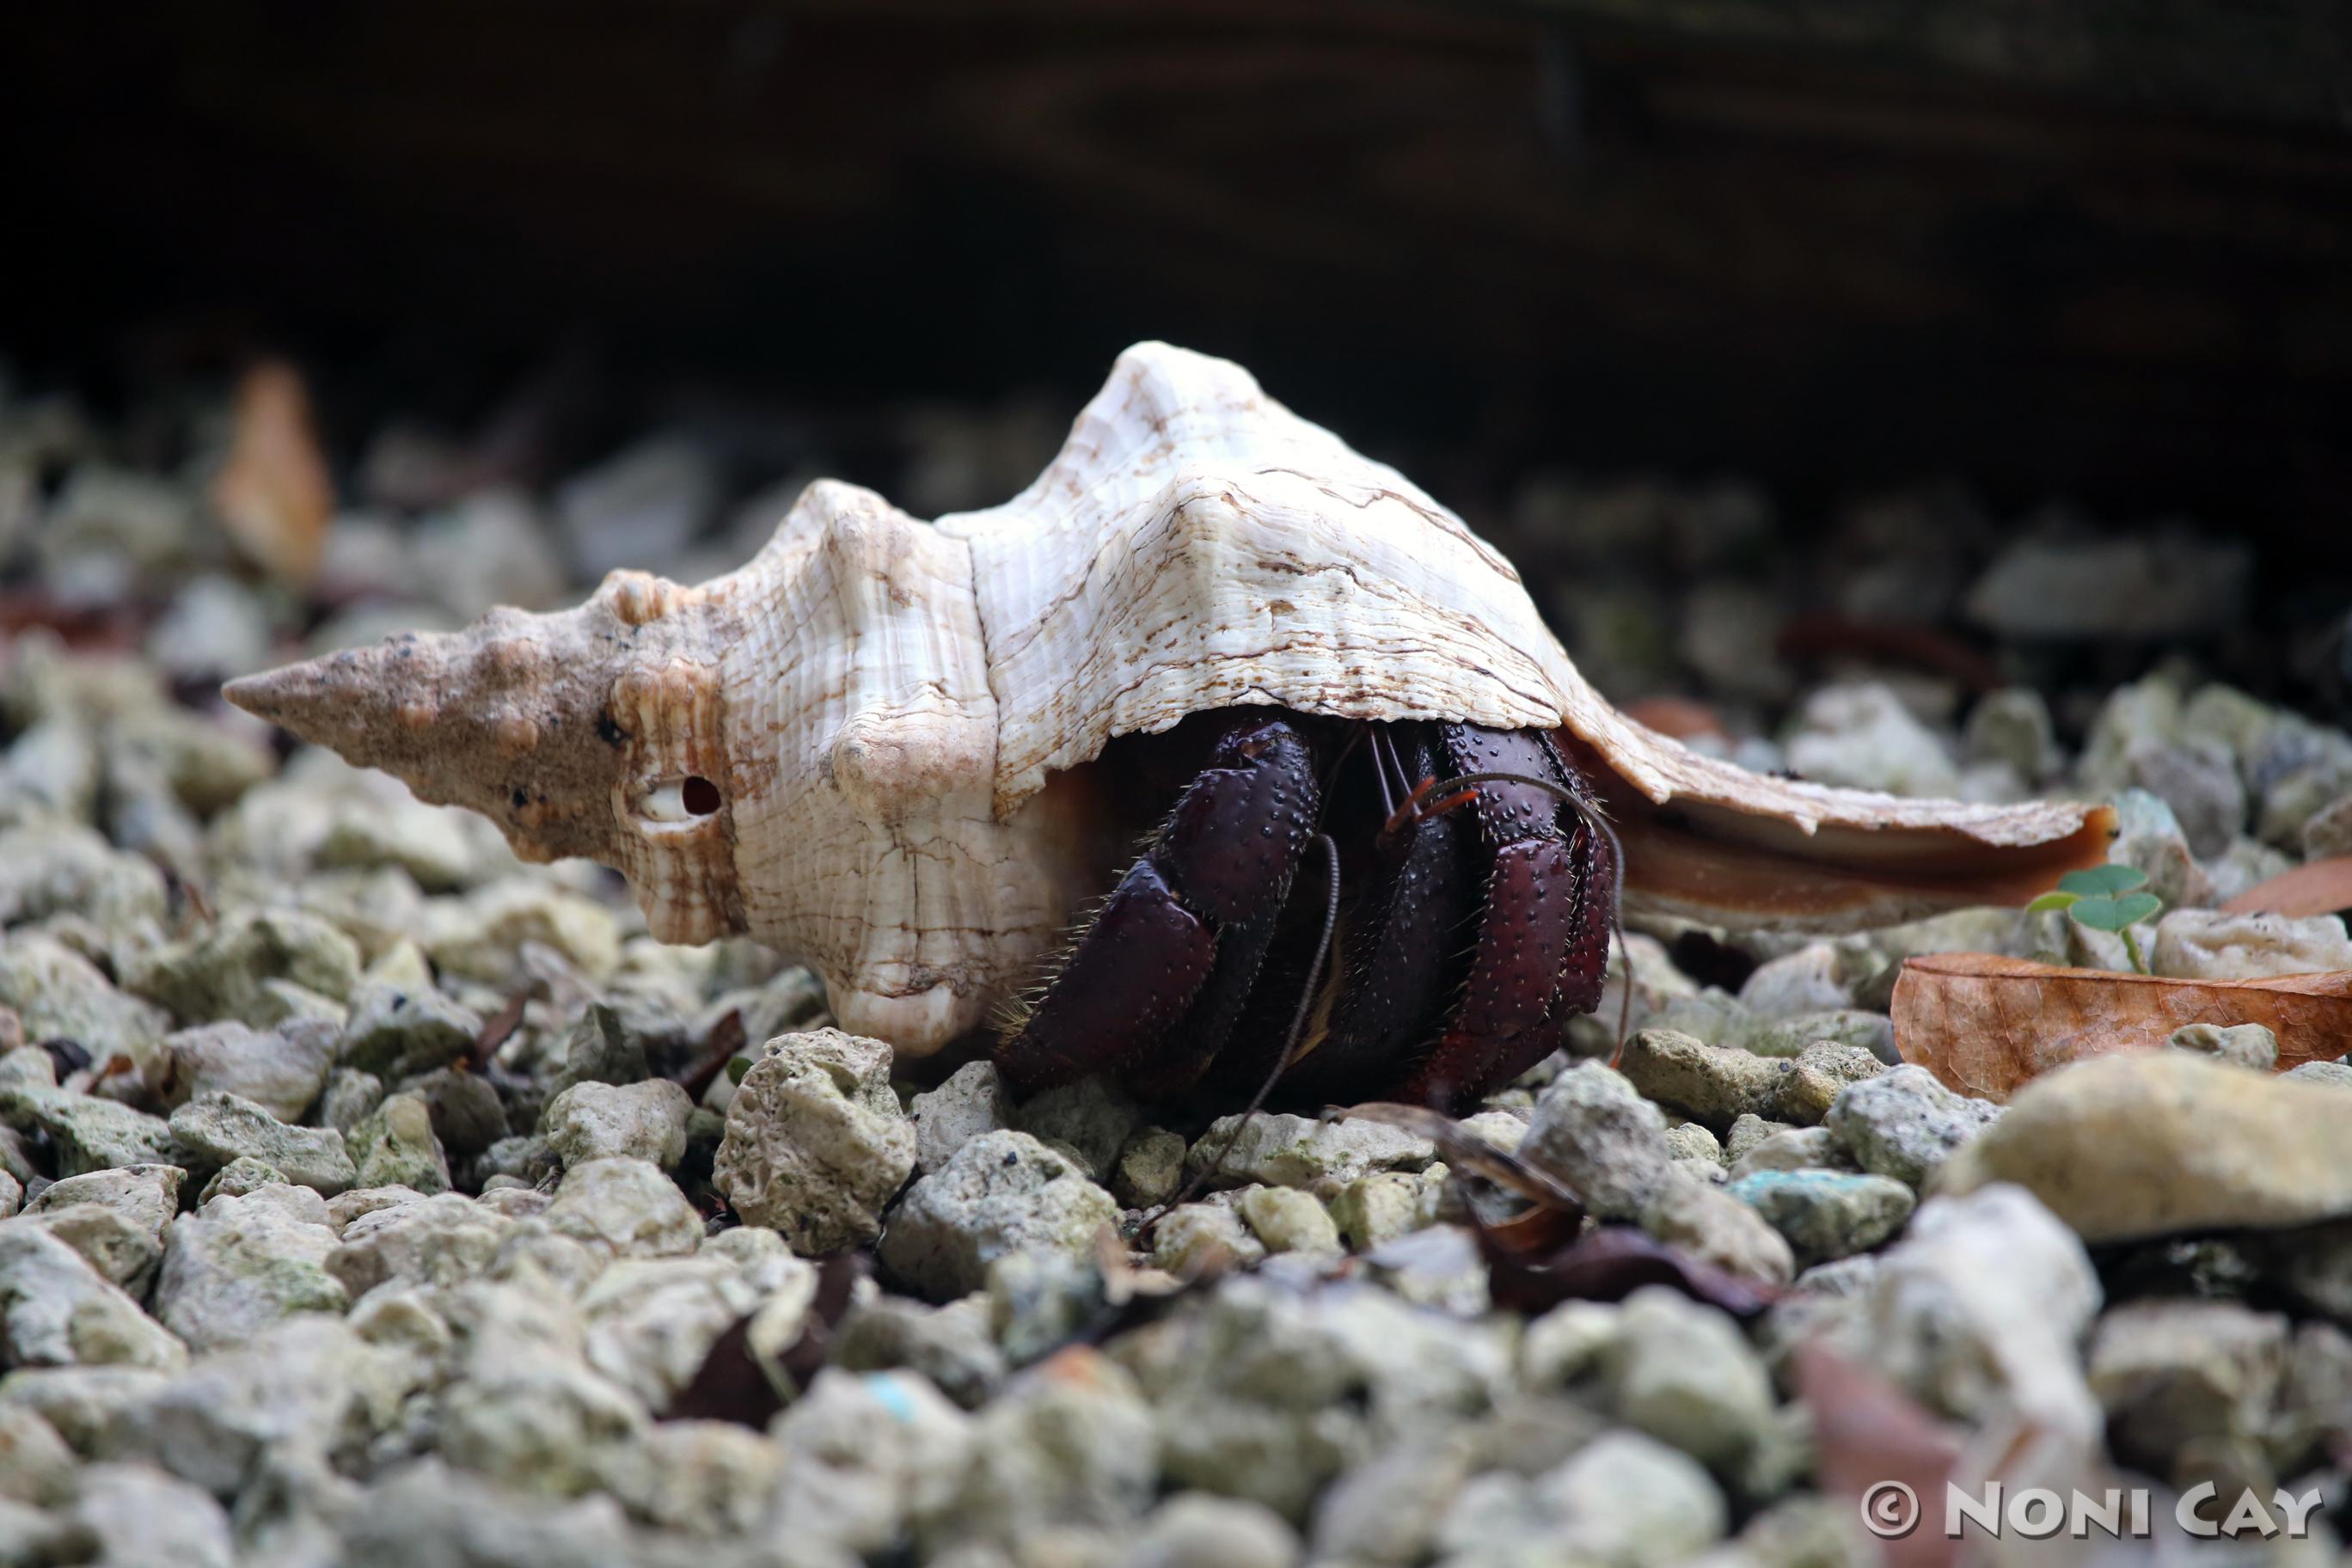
[
  {"x1": 940, "y1": 342, "x2": 2092, "y2": 849},
  {"x1": 937, "y1": 344, "x2": 1565, "y2": 817},
  {"x1": 708, "y1": 482, "x2": 1101, "y2": 1048},
  {"x1": 703, "y1": 342, "x2": 2104, "y2": 1050}
]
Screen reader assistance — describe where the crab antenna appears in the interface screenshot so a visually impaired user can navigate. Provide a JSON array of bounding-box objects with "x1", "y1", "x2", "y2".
[
  {"x1": 1367, "y1": 727, "x2": 1400, "y2": 820},
  {"x1": 1424, "y1": 769, "x2": 1635, "y2": 1063},
  {"x1": 1143, "y1": 831, "x2": 1344, "y2": 1231}
]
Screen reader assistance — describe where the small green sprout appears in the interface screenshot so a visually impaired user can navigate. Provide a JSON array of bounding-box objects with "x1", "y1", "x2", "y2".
[
  {"x1": 2027, "y1": 864, "x2": 2165, "y2": 974},
  {"x1": 726, "y1": 1055, "x2": 754, "y2": 1085}
]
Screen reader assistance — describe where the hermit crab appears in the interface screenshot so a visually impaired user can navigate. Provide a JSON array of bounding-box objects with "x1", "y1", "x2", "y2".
[{"x1": 227, "y1": 343, "x2": 2113, "y2": 1112}]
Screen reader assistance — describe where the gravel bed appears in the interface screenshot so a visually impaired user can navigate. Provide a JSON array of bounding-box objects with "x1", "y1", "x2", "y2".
[{"x1": 3, "y1": 358, "x2": 2350, "y2": 1566}]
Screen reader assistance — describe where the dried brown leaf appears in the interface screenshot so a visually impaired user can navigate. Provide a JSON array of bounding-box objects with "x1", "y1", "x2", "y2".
[
  {"x1": 673, "y1": 1007, "x2": 747, "y2": 1103},
  {"x1": 212, "y1": 359, "x2": 334, "y2": 585},
  {"x1": 1479, "y1": 1202, "x2": 1588, "y2": 1259},
  {"x1": 1474, "y1": 1216, "x2": 1779, "y2": 1319},
  {"x1": 665, "y1": 1314, "x2": 778, "y2": 1429},
  {"x1": 1794, "y1": 1339, "x2": 1965, "y2": 1568},
  {"x1": 1093, "y1": 1224, "x2": 1186, "y2": 1306},
  {"x1": 1342, "y1": 1102, "x2": 1772, "y2": 1314},
  {"x1": 778, "y1": 1251, "x2": 862, "y2": 1390},
  {"x1": 1891, "y1": 951, "x2": 2352, "y2": 1101},
  {"x1": 671, "y1": 1252, "x2": 863, "y2": 1427},
  {"x1": 2220, "y1": 854, "x2": 2352, "y2": 918}
]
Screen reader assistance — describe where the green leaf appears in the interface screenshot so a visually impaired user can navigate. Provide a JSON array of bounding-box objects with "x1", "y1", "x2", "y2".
[
  {"x1": 2024, "y1": 891, "x2": 2080, "y2": 915},
  {"x1": 2068, "y1": 891, "x2": 2163, "y2": 932},
  {"x1": 726, "y1": 1056, "x2": 753, "y2": 1084},
  {"x1": 2056, "y1": 865, "x2": 2148, "y2": 898}
]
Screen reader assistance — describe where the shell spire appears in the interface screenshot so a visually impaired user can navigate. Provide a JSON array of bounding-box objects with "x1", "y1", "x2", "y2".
[{"x1": 225, "y1": 569, "x2": 749, "y2": 946}]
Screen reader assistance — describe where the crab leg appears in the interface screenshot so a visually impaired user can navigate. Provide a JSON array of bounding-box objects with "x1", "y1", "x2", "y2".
[
  {"x1": 1551, "y1": 812, "x2": 1615, "y2": 1024},
  {"x1": 1389, "y1": 726, "x2": 1618, "y2": 1111},
  {"x1": 1129, "y1": 717, "x2": 1322, "y2": 1096},
  {"x1": 1393, "y1": 836, "x2": 1589, "y2": 1111},
  {"x1": 1276, "y1": 724, "x2": 1477, "y2": 1102}
]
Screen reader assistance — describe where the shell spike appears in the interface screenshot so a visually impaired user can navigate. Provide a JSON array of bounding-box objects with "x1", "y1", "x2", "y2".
[{"x1": 227, "y1": 579, "x2": 748, "y2": 945}]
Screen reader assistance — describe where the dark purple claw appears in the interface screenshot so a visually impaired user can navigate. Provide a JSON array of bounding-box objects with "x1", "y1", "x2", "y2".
[
  {"x1": 997, "y1": 858, "x2": 1216, "y2": 1093},
  {"x1": 1442, "y1": 724, "x2": 1571, "y2": 845},
  {"x1": 1552, "y1": 813, "x2": 1615, "y2": 1022},
  {"x1": 1130, "y1": 719, "x2": 1320, "y2": 1097},
  {"x1": 1002, "y1": 715, "x2": 1318, "y2": 1099},
  {"x1": 1384, "y1": 723, "x2": 1617, "y2": 1111},
  {"x1": 1161, "y1": 720, "x2": 1319, "y2": 926}
]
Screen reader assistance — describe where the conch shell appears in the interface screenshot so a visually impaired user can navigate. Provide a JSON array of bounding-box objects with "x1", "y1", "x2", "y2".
[{"x1": 227, "y1": 343, "x2": 2113, "y2": 1054}]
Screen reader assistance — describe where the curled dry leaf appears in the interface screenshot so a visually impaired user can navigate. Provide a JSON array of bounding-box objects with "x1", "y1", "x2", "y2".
[
  {"x1": 666, "y1": 1314, "x2": 778, "y2": 1430},
  {"x1": 1345, "y1": 1099, "x2": 1767, "y2": 1316},
  {"x1": 1891, "y1": 952, "x2": 2352, "y2": 1102},
  {"x1": 673, "y1": 1007, "x2": 747, "y2": 1104},
  {"x1": 1093, "y1": 1222, "x2": 1186, "y2": 1306},
  {"x1": 468, "y1": 986, "x2": 531, "y2": 1073},
  {"x1": 2220, "y1": 854, "x2": 2352, "y2": 919},
  {"x1": 211, "y1": 358, "x2": 334, "y2": 585},
  {"x1": 1041, "y1": 1227, "x2": 1199, "y2": 1356}
]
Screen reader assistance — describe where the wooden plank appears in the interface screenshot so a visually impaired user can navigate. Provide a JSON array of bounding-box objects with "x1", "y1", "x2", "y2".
[
  {"x1": 3, "y1": 0, "x2": 2348, "y2": 563},
  {"x1": 1504, "y1": 0, "x2": 2352, "y2": 128}
]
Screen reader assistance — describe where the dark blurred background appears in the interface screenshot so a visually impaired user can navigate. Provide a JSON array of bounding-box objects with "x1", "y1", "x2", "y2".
[{"x1": 6, "y1": 0, "x2": 2351, "y2": 721}]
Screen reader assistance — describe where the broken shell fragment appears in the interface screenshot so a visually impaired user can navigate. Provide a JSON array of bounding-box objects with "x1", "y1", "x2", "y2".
[{"x1": 226, "y1": 342, "x2": 2113, "y2": 1056}]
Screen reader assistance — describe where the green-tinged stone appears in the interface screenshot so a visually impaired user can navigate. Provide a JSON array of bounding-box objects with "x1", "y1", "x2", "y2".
[
  {"x1": 166, "y1": 1092, "x2": 355, "y2": 1195},
  {"x1": 1726, "y1": 1170, "x2": 1915, "y2": 1266},
  {"x1": 346, "y1": 1092, "x2": 451, "y2": 1194},
  {"x1": 0, "y1": 1086, "x2": 185, "y2": 1177},
  {"x1": 124, "y1": 909, "x2": 362, "y2": 1027}
]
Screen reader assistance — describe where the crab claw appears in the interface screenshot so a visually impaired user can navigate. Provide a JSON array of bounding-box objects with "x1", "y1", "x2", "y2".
[{"x1": 998, "y1": 714, "x2": 1321, "y2": 1098}]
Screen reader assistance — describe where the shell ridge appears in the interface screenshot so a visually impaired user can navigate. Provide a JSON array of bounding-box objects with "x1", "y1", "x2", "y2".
[
  {"x1": 721, "y1": 480, "x2": 1051, "y2": 1046},
  {"x1": 1247, "y1": 464, "x2": 1517, "y2": 582}
]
